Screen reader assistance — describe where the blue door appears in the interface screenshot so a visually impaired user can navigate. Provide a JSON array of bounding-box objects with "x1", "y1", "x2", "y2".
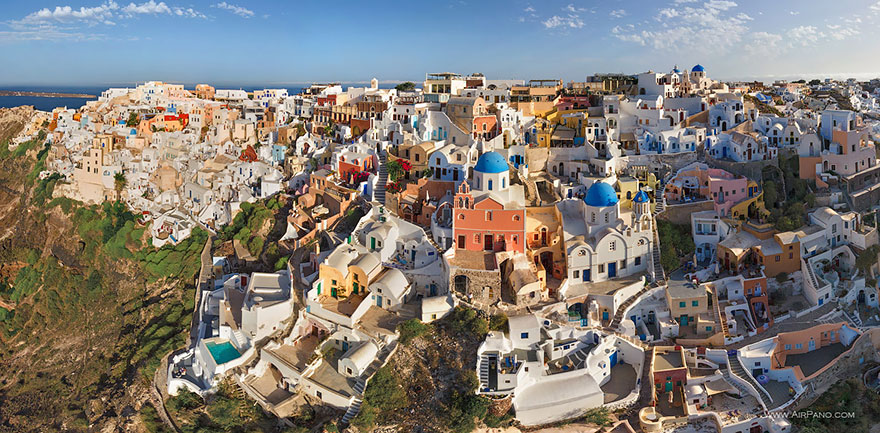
[
  {"x1": 818, "y1": 298, "x2": 824, "y2": 306},
  {"x1": 376, "y1": 295, "x2": 383, "y2": 307},
  {"x1": 342, "y1": 341, "x2": 349, "y2": 351},
  {"x1": 610, "y1": 351, "x2": 618, "y2": 368},
  {"x1": 608, "y1": 262, "x2": 617, "y2": 278},
  {"x1": 809, "y1": 339, "x2": 815, "y2": 351},
  {"x1": 602, "y1": 311, "x2": 609, "y2": 321}
]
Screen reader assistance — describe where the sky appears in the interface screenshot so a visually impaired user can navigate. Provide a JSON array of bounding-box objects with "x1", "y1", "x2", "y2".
[{"x1": 1, "y1": 0, "x2": 880, "y2": 87}]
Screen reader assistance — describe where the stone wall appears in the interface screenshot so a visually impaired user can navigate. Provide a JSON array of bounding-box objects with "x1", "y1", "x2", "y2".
[
  {"x1": 705, "y1": 150, "x2": 788, "y2": 183},
  {"x1": 450, "y1": 266, "x2": 502, "y2": 304}
]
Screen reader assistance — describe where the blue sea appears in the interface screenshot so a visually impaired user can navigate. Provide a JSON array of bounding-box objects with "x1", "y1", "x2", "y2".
[
  {"x1": 0, "y1": 86, "x2": 105, "y2": 112},
  {"x1": 0, "y1": 82, "x2": 397, "y2": 112}
]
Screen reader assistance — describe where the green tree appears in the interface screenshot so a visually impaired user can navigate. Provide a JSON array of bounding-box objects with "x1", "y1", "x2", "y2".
[
  {"x1": 113, "y1": 172, "x2": 126, "y2": 202},
  {"x1": 394, "y1": 81, "x2": 416, "y2": 92},
  {"x1": 126, "y1": 112, "x2": 139, "y2": 127}
]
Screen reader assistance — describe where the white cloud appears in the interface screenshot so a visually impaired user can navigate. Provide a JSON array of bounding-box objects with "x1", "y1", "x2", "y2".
[
  {"x1": 524, "y1": 6, "x2": 535, "y2": 12},
  {"x1": 790, "y1": 11, "x2": 800, "y2": 15},
  {"x1": 18, "y1": 1, "x2": 119, "y2": 26},
  {"x1": 212, "y1": 2, "x2": 254, "y2": 18},
  {"x1": 543, "y1": 14, "x2": 584, "y2": 29},
  {"x1": 121, "y1": 0, "x2": 172, "y2": 16},
  {"x1": 610, "y1": 9, "x2": 627, "y2": 18},
  {"x1": 673, "y1": 0, "x2": 698, "y2": 3},
  {"x1": 6, "y1": 1, "x2": 206, "y2": 42},
  {"x1": 173, "y1": 7, "x2": 206, "y2": 19},
  {"x1": 705, "y1": 0, "x2": 737, "y2": 11}
]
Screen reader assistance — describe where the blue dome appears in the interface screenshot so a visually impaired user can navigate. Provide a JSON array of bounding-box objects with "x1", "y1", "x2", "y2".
[
  {"x1": 633, "y1": 190, "x2": 650, "y2": 203},
  {"x1": 584, "y1": 182, "x2": 619, "y2": 207},
  {"x1": 692, "y1": 64, "x2": 705, "y2": 72},
  {"x1": 474, "y1": 151, "x2": 509, "y2": 174}
]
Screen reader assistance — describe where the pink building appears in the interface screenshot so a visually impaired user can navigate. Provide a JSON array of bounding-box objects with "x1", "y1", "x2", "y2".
[{"x1": 664, "y1": 163, "x2": 759, "y2": 217}]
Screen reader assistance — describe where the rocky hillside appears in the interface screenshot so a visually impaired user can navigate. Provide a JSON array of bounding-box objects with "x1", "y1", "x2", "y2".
[{"x1": 0, "y1": 106, "x2": 206, "y2": 433}]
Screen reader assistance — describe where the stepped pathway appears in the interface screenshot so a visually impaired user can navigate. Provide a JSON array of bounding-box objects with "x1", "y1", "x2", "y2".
[
  {"x1": 726, "y1": 351, "x2": 772, "y2": 410},
  {"x1": 608, "y1": 284, "x2": 655, "y2": 331},
  {"x1": 374, "y1": 151, "x2": 388, "y2": 204},
  {"x1": 339, "y1": 340, "x2": 398, "y2": 427}
]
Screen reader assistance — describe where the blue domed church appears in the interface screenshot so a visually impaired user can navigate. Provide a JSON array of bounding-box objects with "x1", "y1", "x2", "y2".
[{"x1": 557, "y1": 180, "x2": 655, "y2": 294}]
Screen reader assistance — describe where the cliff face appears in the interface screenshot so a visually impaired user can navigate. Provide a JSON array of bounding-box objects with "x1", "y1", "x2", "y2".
[
  {"x1": 0, "y1": 105, "x2": 33, "y2": 144},
  {"x1": 0, "y1": 106, "x2": 205, "y2": 433}
]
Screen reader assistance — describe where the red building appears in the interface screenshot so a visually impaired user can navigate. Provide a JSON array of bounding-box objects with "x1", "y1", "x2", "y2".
[{"x1": 452, "y1": 182, "x2": 525, "y2": 253}]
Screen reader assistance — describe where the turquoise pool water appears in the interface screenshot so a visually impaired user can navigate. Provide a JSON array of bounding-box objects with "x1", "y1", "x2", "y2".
[{"x1": 206, "y1": 340, "x2": 241, "y2": 365}]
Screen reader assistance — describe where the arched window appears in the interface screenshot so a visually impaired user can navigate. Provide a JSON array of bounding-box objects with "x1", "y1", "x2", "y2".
[{"x1": 488, "y1": 180, "x2": 493, "y2": 190}]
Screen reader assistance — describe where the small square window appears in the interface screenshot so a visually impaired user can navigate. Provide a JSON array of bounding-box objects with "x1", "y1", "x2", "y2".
[{"x1": 520, "y1": 332, "x2": 529, "y2": 339}]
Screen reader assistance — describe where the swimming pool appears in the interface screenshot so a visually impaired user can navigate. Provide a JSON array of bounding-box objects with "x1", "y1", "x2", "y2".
[{"x1": 205, "y1": 340, "x2": 242, "y2": 365}]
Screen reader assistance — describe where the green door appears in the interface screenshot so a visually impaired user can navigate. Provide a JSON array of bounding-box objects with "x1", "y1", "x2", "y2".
[
  {"x1": 352, "y1": 282, "x2": 358, "y2": 294},
  {"x1": 665, "y1": 381, "x2": 673, "y2": 392},
  {"x1": 331, "y1": 287, "x2": 337, "y2": 298},
  {"x1": 371, "y1": 237, "x2": 376, "y2": 249}
]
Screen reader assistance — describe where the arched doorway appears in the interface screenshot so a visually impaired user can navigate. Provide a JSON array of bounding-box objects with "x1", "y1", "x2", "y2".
[
  {"x1": 454, "y1": 274, "x2": 469, "y2": 293},
  {"x1": 539, "y1": 251, "x2": 553, "y2": 275}
]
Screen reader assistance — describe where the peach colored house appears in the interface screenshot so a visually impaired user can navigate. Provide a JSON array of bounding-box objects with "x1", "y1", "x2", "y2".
[
  {"x1": 770, "y1": 322, "x2": 860, "y2": 381},
  {"x1": 453, "y1": 181, "x2": 525, "y2": 253}
]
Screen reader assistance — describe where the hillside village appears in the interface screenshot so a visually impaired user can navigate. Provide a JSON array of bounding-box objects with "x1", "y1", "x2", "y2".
[{"x1": 9, "y1": 67, "x2": 880, "y2": 433}]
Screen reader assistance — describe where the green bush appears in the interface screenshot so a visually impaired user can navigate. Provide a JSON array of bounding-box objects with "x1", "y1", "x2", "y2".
[
  {"x1": 446, "y1": 307, "x2": 489, "y2": 337},
  {"x1": 489, "y1": 313, "x2": 508, "y2": 332},
  {"x1": 658, "y1": 220, "x2": 695, "y2": 273},
  {"x1": 397, "y1": 318, "x2": 431, "y2": 345},
  {"x1": 363, "y1": 365, "x2": 407, "y2": 412}
]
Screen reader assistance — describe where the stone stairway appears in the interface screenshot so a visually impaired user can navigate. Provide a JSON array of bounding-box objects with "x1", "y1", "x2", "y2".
[
  {"x1": 726, "y1": 351, "x2": 772, "y2": 410},
  {"x1": 608, "y1": 284, "x2": 653, "y2": 330},
  {"x1": 339, "y1": 340, "x2": 398, "y2": 427},
  {"x1": 374, "y1": 151, "x2": 388, "y2": 204},
  {"x1": 638, "y1": 347, "x2": 655, "y2": 406},
  {"x1": 340, "y1": 397, "x2": 362, "y2": 425},
  {"x1": 650, "y1": 224, "x2": 666, "y2": 283},
  {"x1": 425, "y1": 234, "x2": 444, "y2": 253}
]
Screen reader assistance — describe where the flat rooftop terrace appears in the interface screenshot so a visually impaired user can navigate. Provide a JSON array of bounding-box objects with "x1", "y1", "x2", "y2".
[
  {"x1": 448, "y1": 250, "x2": 497, "y2": 271},
  {"x1": 265, "y1": 334, "x2": 320, "y2": 372},
  {"x1": 602, "y1": 363, "x2": 637, "y2": 403},
  {"x1": 654, "y1": 350, "x2": 685, "y2": 371},
  {"x1": 319, "y1": 293, "x2": 366, "y2": 317},
  {"x1": 784, "y1": 342, "x2": 847, "y2": 378}
]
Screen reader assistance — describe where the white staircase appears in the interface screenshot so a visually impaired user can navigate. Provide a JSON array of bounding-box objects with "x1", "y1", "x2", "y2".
[
  {"x1": 340, "y1": 397, "x2": 362, "y2": 424},
  {"x1": 479, "y1": 355, "x2": 491, "y2": 390},
  {"x1": 231, "y1": 329, "x2": 249, "y2": 351},
  {"x1": 374, "y1": 151, "x2": 388, "y2": 204}
]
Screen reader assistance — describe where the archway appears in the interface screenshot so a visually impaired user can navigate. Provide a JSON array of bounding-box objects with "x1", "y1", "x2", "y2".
[{"x1": 454, "y1": 274, "x2": 469, "y2": 293}]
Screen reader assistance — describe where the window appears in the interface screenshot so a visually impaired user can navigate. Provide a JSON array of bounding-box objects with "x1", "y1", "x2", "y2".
[
  {"x1": 599, "y1": 264, "x2": 605, "y2": 273},
  {"x1": 332, "y1": 280, "x2": 337, "y2": 285},
  {"x1": 775, "y1": 255, "x2": 780, "y2": 262},
  {"x1": 520, "y1": 332, "x2": 529, "y2": 339},
  {"x1": 573, "y1": 270, "x2": 580, "y2": 278},
  {"x1": 635, "y1": 257, "x2": 641, "y2": 266},
  {"x1": 620, "y1": 260, "x2": 626, "y2": 269},
  {"x1": 431, "y1": 313, "x2": 437, "y2": 320},
  {"x1": 609, "y1": 241, "x2": 616, "y2": 251},
  {"x1": 706, "y1": 326, "x2": 713, "y2": 332},
  {"x1": 785, "y1": 344, "x2": 791, "y2": 350},
  {"x1": 755, "y1": 361, "x2": 761, "y2": 366},
  {"x1": 796, "y1": 343, "x2": 803, "y2": 349},
  {"x1": 692, "y1": 300, "x2": 699, "y2": 307},
  {"x1": 679, "y1": 301, "x2": 686, "y2": 308}
]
